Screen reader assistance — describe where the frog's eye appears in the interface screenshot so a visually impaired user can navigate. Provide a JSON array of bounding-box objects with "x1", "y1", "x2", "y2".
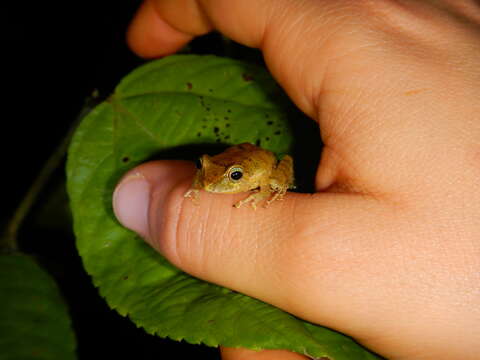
[{"x1": 228, "y1": 167, "x2": 243, "y2": 181}]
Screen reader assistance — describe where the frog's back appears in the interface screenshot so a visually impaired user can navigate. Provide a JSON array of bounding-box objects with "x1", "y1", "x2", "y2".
[{"x1": 216, "y1": 143, "x2": 276, "y2": 173}]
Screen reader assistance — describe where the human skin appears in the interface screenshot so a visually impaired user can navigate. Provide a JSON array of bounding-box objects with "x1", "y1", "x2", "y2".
[{"x1": 112, "y1": 1, "x2": 480, "y2": 359}]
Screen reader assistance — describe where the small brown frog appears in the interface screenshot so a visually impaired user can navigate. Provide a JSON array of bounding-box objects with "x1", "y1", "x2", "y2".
[{"x1": 184, "y1": 143, "x2": 294, "y2": 209}]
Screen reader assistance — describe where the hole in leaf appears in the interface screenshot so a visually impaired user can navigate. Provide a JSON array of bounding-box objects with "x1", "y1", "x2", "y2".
[{"x1": 242, "y1": 73, "x2": 254, "y2": 81}]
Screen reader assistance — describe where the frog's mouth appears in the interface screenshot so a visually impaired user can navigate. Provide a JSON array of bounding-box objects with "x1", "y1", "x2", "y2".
[{"x1": 205, "y1": 180, "x2": 243, "y2": 194}]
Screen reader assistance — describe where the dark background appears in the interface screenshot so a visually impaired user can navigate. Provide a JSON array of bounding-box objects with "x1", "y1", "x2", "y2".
[{"x1": 6, "y1": 1, "x2": 222, "y2": 358}]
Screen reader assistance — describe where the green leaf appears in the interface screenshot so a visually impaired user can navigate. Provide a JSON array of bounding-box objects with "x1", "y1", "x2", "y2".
[
  {"x1": 0, "y1": 254, "x2": 76, "y2": 360},
  {"x1": 67, "y1": 55, "x2": 379, "y2": 359}
]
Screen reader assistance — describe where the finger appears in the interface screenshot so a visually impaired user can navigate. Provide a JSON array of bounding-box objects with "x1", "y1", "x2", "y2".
[
  {"x1": 126, "y1": 0, "x2": 199, "y2": 58},
  {"x1": 112, "y1": 160, "x2": 195, "y2": 238},
  {"x1": 127, "y1": 0, "x2": 261, "y2": 57},
  {"x1": 127, "y1": 0, "x2": 355, "y2": 118},
  {"x1": 220, "y1": 347, "x2": 309, "y2": 360},
  {"x1": 112, "y1": 159, "x2": 473, "y2": 359}
]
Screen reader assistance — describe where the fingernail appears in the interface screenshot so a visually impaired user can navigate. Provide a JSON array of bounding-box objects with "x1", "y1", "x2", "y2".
[{"x1": 113, "y1": 173, "x2": 150, "y2": 237}]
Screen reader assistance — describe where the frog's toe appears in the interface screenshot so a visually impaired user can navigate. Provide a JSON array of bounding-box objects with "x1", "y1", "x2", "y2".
[
  {"x1": 234, "y1": 195, "x2": 259, "y2": 209},
  {"x1": 233, "y1": 198, "x2": 248, "y2": 208},
  {"x1": 184, "y1": 189, "x2": 201, "y2": 205}
]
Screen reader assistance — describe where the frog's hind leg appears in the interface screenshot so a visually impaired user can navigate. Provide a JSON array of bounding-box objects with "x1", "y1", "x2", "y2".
[
  {"x1": 266, "y1": 187, "x2": 287, "y2": 206},
  {"x1": 267, "y1": 155, "x2": 294, "y2": 206},
  {"x1": 272, "y1": 155, "x2": 294, "y2": 186}
]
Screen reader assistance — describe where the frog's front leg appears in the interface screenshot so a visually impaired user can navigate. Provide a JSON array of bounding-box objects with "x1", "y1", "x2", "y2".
[
  {"x1": 184, "y1": 170, "x2": 203, "y2": 204},
  {"x1": 233, "y1": 187, "x2": 270, "y2": 210},
  {"x1": 184, "y1": 188, "x2": 200, "y2": 204}
]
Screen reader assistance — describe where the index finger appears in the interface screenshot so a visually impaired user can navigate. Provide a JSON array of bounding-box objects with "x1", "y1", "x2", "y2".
[
  {"x1": 127, "y1": 0, "x2": 269, "y2": 57},
  {"x1": 127, "y1": 0, "x2": 345, "y2": 119}
]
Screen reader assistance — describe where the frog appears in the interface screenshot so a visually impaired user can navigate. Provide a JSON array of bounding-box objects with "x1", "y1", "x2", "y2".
[{"x1": 184, "y1": 143, "x2": 294, "y2": 209}]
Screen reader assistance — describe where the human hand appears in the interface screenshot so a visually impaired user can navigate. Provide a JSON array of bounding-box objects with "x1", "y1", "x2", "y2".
[{"x1": 113, "y1": 1, "x2": 480, "y2": 359}]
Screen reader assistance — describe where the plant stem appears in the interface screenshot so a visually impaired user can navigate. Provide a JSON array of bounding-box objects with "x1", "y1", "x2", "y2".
[{"x1": 1, "y1": 95, "x2": 98, "y2": 252}]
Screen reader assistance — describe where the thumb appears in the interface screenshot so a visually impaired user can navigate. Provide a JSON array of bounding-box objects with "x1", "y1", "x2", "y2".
[
  {"x1": 112, "y1": 159, "x2": 310, "y2": 301},
  {"x1": 111, "y1": 160, "x2": 406, "y2": 344}
]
